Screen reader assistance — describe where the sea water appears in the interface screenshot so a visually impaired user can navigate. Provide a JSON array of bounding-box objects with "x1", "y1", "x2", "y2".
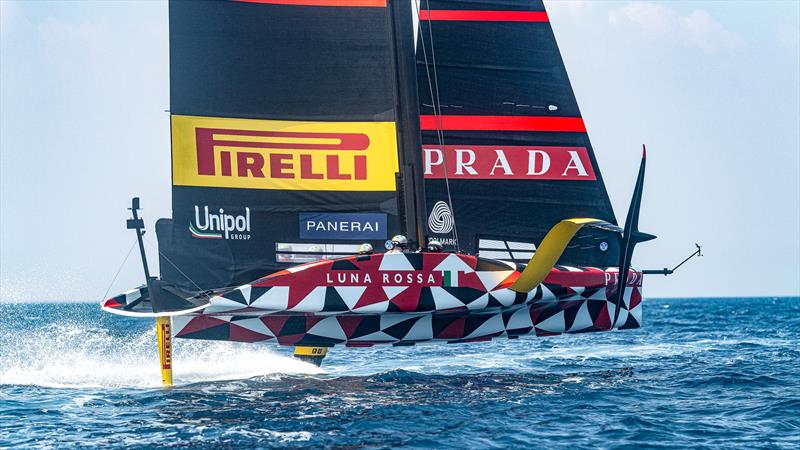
[{"x1": 1, "y1": 298, "x2": 798, "y2": 449}]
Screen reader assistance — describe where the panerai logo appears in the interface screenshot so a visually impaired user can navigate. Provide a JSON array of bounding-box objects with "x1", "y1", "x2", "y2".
[
  {"x1": 190, "y1": 206, "x2": 251, "y2": 240},
  {"x1": 299, "y1": 213, "x2": 387, "y2": 240}
]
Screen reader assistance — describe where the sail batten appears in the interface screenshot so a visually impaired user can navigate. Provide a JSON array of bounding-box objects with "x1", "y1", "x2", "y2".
[
  {"x1": 235, "y1": 0, "x2": 387, "y2": 7},
  {"x1": 420, "y1": 115, "x2": 586, "y2": 132},
  {"x1": 419, "y1": 10, "x2": 549, "y2": 22}
]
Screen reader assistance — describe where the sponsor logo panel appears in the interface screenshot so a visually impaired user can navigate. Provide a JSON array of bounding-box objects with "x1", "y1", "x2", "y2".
[
  {"x1": 324, "y1": 271, "x2": 443, "y2": 286},
  {"x1": 160, "y1": 322, "x2": 171, "y2": 370},
  {"x1": 423, "y1": 145, "x2": 597, "y2": 180},
  {"x1": 427, "y1": 201, "x2": 454, "y2": 234},
  {"x1": 172, "y1": 115, "x2": 399, "y2": 191},
  {"x1": 299, "y1": 213, "x2": 387, "y2": 240},
  {"x1": 190, "y1": 205, "x2": 252, "y2": 240}
]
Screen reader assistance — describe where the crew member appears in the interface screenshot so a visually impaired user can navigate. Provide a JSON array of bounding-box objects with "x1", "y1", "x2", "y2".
[
  {"x1": 387, "y1": 234, "x2": 409, "y2": 253},
  {"x1": 359, "y1": 243, "x2": 374, "y2": 255},
  {"x1": 427, "y1": 239, "x2": 443, "y2": 253},
  {"x1": 309, "y1": 244, "x2": 324, "y2": 260}
]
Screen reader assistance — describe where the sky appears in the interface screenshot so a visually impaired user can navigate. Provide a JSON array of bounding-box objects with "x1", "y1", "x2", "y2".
[{"x1": 0, "y1": 0, "x2": 798, "y2": 302}]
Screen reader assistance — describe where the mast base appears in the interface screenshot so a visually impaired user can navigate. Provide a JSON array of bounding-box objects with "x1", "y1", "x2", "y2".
[{"x1": 293, "y1": 346, "x2": 328, "y2": 367}]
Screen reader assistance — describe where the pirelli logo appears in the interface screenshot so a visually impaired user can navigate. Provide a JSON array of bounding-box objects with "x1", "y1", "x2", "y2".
[{"x1": 172, "y1": 115, "x2": 399, "y2": 191}]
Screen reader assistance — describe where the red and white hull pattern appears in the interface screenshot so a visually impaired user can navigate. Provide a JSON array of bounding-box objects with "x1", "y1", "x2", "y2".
[{"x1": 167, "y1": 253, "x2": 642, "y2": 346}]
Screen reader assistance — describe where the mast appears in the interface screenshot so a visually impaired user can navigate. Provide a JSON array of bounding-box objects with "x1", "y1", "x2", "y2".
[{"x1": 388, "y1": 0, "x2": 427, "y2": 249}]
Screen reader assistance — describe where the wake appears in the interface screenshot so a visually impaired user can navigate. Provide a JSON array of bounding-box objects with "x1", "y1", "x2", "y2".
[{"x1": 0, "y1": 321, "x2": 321, "y2": 389}]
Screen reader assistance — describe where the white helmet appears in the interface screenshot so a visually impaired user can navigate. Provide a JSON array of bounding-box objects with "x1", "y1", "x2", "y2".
[
  {"x1": 391, "y1": 234, "x2": 408, "y2": 248},
  {"x1": 427, "y1": 239, "x2": 443, "y2": 252},
  {"x1": 359, "y1": 243, "x2": 374, "y2": 254}
]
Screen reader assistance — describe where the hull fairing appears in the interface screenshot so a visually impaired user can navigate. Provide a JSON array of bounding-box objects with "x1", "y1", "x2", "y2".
[{"x1": 104, "y1": 253, "x2": 643, "y2": 347}]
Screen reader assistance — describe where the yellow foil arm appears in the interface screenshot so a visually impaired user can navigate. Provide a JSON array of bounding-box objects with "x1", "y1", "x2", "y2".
[{"x1": 510, "y1": 218, "x2": 614, "y2": 293}]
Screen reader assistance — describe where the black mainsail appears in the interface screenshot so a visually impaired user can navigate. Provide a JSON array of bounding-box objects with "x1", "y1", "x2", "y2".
[
  {"x1": 157, "y1": 0, "x2": 425, "y2": 291},
  {"x1": 416, "y1": 0, "x2": 619, "y2": 266},
  {"x1": 153, "y1": 0, "x2": 627, "y2": 291}
]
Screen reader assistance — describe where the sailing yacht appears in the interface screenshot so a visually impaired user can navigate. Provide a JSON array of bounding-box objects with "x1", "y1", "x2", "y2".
[{"x1": 102, "y1": 0, "x2": 668, "y2": 385}]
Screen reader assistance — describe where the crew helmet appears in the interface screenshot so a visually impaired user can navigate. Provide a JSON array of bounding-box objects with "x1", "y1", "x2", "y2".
[
  {"x1": 391, "y1": 234, "x2": 409, "y2": 248},
  {"x1": 359, "y1": 242, "x2": 374, "y2": 254},
  {"x1": 427, "y1": 239, "x2": 443, "y2": 252}
]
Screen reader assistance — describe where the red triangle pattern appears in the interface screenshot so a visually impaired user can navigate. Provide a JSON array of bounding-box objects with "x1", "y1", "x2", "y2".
[
  {"x1": 176, "y1": 315, "x2": 228, "y2": 337},
  {"x1": 353, "y1": 284, "x2": 389, "y2": 309},
  {"x1": 435, "y1": 316, "x2": 466, "y2": 339},
  {"x1": 337, "y1": 316, "x2": 365, "y2": 339},
  {"x1": 594, "y1": 303, "x2": 611, "y2": 330},
  {"x1": 229, "y1": 323, "x2": 273, "y2": 343}
]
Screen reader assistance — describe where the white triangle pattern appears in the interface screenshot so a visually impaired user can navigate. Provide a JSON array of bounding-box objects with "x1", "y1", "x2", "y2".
[
  {"x1": 239, "y1": 285, "x2": 252, "y2": 304},
  {"x1": 205, "y1": 296, "x2": 249, "y2": 313},
  {"x1": 467, "y1": 293, "x2": 490, "y2": 311},
  {"x1": 506, "y1": 306, "x2": 533, "y2": 331},
  {"x1": 351, "y1": 331, "x2": 396, "y2": 342},
  {"x1": 233, "y1": 317, "x2": 274, "y2": 337},
  {"x1": 353, "y1": 300, "x2": 389, "y2": 313},
  {"x1": 335, "y1": 286, "x2": 367, "y2": 310},
  {"x1": 250, "y1": 286, "x2": 290, "y2": 310},
  {"x1": 476, "y1": 271, "x2": 514, "y2": 291},
  {"x1": 568, "y1": 301, "x2": 593, "y2": 332},
  {"x1": 433, "y1": 253, "x2": 475, "y2": 273},
  {"x1": 404, "y1": 314, "x2": 433, "y2": 340},
  {"x1": 383, "y1": 286, "x2": 408, "y2": 300},
  {"x1": 536, "y1": 310, "x2": 566, "y2": 333},
  {"x1": 465, "y1": 314, "x2": 505, "y2": 340},
  {"x1": 307, "y1": 316, "x2": 347, "y2": 341},
  {"x1": 378, "y1": 253, "x2": 415, "y2": 271},
  {"x1": 430, "y1": 287, "x2": 466, "y2": 310},
  {"x1": 289, "y1": 286, "x2": 326, "y2": 312}
]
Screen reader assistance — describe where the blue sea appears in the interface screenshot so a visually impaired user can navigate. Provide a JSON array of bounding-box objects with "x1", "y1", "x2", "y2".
[{"x1": 1, "y1": 297, "x2": 798, "y2": 449}]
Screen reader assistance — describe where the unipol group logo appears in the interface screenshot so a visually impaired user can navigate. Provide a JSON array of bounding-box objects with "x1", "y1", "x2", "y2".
[
  {"x1": 423, "y1": 145, "x2": 596, "y2": 180},
  {"x1": 428, "y1": 201, "x2": 454, "y2": 234},
  {"x1": 190, "y1": 206, "x2": 251, "y2": 240},
  {"x1": 172, "y1": 115, "x2": 399, "y2": 192}
]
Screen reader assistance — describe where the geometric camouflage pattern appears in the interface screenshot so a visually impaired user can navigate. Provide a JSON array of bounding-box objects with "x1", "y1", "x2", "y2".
[{"x1": 166, "y1": 253, "x2": 643, "y2": 347}]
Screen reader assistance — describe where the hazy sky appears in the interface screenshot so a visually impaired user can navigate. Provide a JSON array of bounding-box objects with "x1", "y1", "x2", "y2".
[{"x1": 1, "y1": 1, "x2": 798, "y2": 301}]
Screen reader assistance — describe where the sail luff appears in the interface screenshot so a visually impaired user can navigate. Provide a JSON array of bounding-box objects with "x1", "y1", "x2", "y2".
[{"x1": 389, "y1": 0, "x2": 428, "y2": 249}]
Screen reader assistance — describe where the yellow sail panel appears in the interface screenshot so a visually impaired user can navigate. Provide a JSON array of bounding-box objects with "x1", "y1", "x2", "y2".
[{"x1": 172, "y1": 115, "x2": 399, "y2": 191}]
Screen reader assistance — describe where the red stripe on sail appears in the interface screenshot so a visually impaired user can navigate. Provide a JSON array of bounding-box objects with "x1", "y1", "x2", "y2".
[
  {"x1": 235, "y1": 0, "x2": 386, "y2": 7},
  {"x1": 419, "y1": 10, "x2": 549, "y2": 22},
  {"x1": 419, "y1": 115, "x2": 586, "y2": 133}
]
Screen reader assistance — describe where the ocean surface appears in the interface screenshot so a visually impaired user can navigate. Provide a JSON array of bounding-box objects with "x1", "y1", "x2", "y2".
[{"x1": 1, "y1": 297, "x2": 798, "y2": 449}]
